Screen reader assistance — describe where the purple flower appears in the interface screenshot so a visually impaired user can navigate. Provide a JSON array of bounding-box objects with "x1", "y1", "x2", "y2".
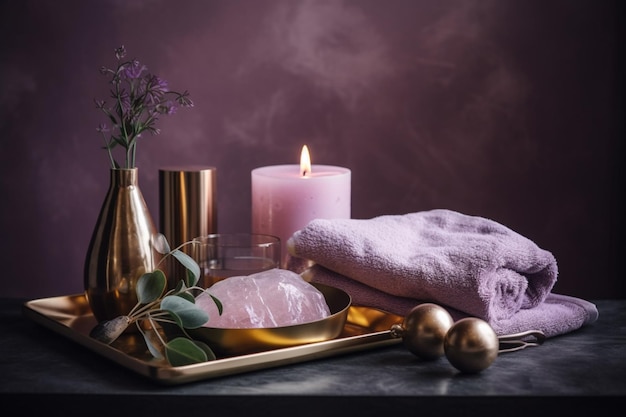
[
  {"x1": 122, "y1": 60, "x2": 146, "y2": 80},
  {"x1": 176, "y1": 91, "x2": 194, "y2": 107},
  {"x1": 145, "y1": 126, "x2": 161, "y2": 135},
  {"x1": 95, "y1": 45, "x2": 193, "y2": 169},
  {"x1": 166, "y1": 103, "x2": 178, "y2": 115},
  {"x1": 143, "y1": 75, "x2": 168, "y2": 104}
]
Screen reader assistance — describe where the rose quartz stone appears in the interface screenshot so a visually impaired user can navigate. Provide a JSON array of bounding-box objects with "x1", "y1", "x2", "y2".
[{"x1": 195, "y1": 268, "x2": 331, "y2": 328}]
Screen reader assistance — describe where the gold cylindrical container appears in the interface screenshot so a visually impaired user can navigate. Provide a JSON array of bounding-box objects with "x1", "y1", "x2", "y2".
[{"x1": 159, "y1": 166, "x2": 217, "y2": 287}]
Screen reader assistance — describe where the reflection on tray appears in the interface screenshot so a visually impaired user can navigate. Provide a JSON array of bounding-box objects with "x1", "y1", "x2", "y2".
[{"x1": 22, "y1": 294, "x2": 403, "y2": 385}]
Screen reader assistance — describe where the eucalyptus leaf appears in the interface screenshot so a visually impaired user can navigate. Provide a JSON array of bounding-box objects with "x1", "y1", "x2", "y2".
[
  {"x1": 176, "y1": 291, "x2": 195, "y2": 304},
  {"x1": 152, "y1": 233, "x2": 171, "y2": 255},
  {"x1": 166, "y1": 310, "x2": 184, "y2": 329},
  {"x1": 165, "y1": 337, "x2": 208, "y2": 366},
  {"x1": 171, "y1": 249, "x2": 200, "y2": 286},
  {"x1": 193, "y1": 340, "x2": 217, "y2": 361},
  {"x1": 186, "y1": 269, "x2": 197, "y2": 288},
  {"x1": 161, "y1": 295, "x2": 208, "y2": 328},
  {"x1": 136, "y1": 270, "x2": 167, "y2": 304},
  {"x1": 139, "y1": 323, "x2": 165, "y2": 360},
  {"x1": 173, "y1": 279, "x2": 186, "y2": 294},
  {"x1": 209, "y1": 293, "x2": 223, "y2": 316}
]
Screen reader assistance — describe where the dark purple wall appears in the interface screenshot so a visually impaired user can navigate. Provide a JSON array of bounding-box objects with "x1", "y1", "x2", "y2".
[{"x1": 1, "y1": 0, "x2": 623, "y2": 300}]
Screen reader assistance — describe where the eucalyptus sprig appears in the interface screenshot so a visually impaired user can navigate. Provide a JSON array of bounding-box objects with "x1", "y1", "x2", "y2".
[{"x1": 90, "y1": 233, "x2": 222, "y2": 367}]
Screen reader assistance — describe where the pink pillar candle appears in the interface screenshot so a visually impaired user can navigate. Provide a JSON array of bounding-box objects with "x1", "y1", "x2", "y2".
[{"x1": 251, "y1": 152, "x2": 351, "y2": 267}]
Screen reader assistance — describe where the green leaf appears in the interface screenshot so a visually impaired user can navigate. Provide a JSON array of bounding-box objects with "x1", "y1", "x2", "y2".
[
  {"x1": 192, "y1": 340, "x2": 217, "y2": 361},
  {"x1": 172, "y1": 279, "x2": 187, "y2": 295},
  {"x1": 210, "y1": 294, "x2": 223, "y2": 316},
  {"x1": 176, "y1": 291, "x2": 195, "y2": 304},
  {"x1": 152, "y1": 233, "x2": 171, "y2": 254},
  {"x1": 166, "y1": 310, "x2": 184, "y2": 329},
  {"x1": 139, "y1": 325, "x2": 164, "y2": 360},
  {"x1": 186, "y1": 269, "x2": 197, "y2": 288},
  {"x1": 136, "y1": 270, "x2": 167, "y2": 304},
  {"x1": 161, "y1": 295, "x2": 208, "y2": 328},
  {"x1": 171, "y1": 249, "x2": 200, "y2": 286},
  {"x1": 165, "y1": 337, "x2": 208, "y2": 366}
]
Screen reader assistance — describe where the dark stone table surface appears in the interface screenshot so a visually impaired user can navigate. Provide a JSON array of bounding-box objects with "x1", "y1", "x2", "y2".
[{"x1": 1, "y1": 297, "x2": 624, "y2": 416}]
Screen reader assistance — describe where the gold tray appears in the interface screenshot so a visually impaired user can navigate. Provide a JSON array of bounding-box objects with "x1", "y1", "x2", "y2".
[{"x1": 22, "y1": 294, "x2": 403, "y2": 385}]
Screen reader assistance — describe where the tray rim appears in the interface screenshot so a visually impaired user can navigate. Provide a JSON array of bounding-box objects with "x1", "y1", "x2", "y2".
[{"x1": 22, "y1": 294, "x2": 403, "y2": 385}]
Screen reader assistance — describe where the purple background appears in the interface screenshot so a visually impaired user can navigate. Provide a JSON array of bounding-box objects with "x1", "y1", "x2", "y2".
[{"x1": 1, "y1": 0, "x2": 623, "y2": 300}]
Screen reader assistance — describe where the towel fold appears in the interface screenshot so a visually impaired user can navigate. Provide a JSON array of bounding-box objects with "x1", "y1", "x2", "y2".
[
  {"x1": 287, "y1": 209, "x2": 598, "y2": 337},
  {"x1": 301, "y1": 264, "x2": 598, "y2": 338}
]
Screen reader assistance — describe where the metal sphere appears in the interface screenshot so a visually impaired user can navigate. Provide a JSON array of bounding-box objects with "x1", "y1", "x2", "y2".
[
  {"x1": 402, "y1": 303, "x2": 454, "y2": 360},
  {"x1": 444, "y1": 317, "x2": 499, "y2": 373}
]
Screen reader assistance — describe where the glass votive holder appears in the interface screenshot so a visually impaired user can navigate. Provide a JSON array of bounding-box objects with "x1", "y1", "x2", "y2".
[{"x1": 192, "y1": 233, "x2": 281, "y2": 288}]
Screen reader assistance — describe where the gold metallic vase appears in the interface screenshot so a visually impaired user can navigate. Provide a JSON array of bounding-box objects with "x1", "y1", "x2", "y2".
[{"x1": 84, "y1": 168, "x2": 159, "y2": 323}]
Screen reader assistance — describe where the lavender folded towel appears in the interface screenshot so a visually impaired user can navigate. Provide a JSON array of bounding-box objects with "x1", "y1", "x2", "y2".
[
  {"x1": 287, "y1": 209, "x2": 598, "y2": 337},
  {"x1": 300, "y1": 265, "x2": 598, "y2": 338}
]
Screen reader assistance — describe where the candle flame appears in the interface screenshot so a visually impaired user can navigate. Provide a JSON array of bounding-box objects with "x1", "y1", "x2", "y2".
[{"x1": 300, "y1": 145, "x2": 311, "y2": 177}]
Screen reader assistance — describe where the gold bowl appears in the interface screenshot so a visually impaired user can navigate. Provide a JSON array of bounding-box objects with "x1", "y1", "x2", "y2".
[{"x1": 186, "y1": 283, "x2": 351, "y2": 357}]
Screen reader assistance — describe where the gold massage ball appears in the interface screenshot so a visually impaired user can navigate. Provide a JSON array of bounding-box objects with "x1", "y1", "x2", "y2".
[
  {"x1": 401, "y1": 303, "x2": 454, "y2": 360},
  {"x1": 444, "y1": 317, "x2": 499, "y2": 373}
]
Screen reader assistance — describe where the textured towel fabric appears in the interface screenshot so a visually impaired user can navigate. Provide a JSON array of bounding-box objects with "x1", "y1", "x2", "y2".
[
  {"x1": 301, "y1": 265, "x2": 598, "y2": 338},
  {"x1": 287, "y1": 209, "x2": 598, "y2": 337}
]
